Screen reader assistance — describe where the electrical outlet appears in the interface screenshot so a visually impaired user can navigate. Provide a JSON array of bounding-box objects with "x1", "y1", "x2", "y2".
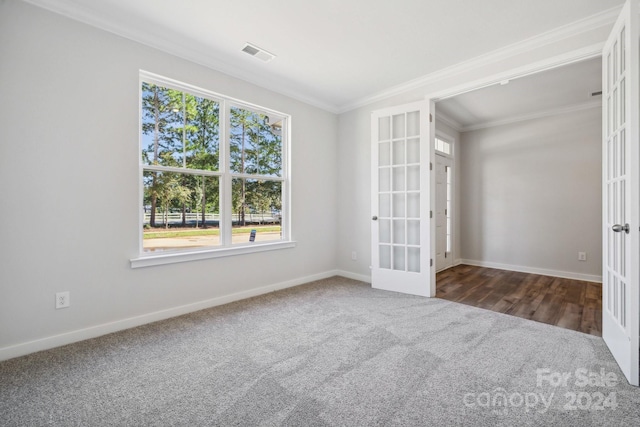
[
  {"x1": 351, "y1": 251, "x2": 357, "y2": 261},
  {"x1": 578, "y1": 252, "x2": 587, "y2": 261},
  {"x1": 56, "y1": 291, "x2": 70, "y2": 309}
]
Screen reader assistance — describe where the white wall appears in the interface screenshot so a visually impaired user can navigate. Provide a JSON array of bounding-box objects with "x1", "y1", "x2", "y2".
[
  {"x1": 0, "y1": 1, "x2": 338, "y2": 359},
  {"x1": 459, "y1": 108, "x2": 602, "y2": 280}
]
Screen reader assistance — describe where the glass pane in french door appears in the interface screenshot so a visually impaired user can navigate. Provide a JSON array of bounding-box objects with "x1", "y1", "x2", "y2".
[{"x1": 378, "y1": 111, "x2": 420, "y2": 272}]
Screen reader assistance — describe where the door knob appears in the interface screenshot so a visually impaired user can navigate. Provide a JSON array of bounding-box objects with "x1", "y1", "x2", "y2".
[
  {"x1": 612, "y1": 223, "x2": 630, "y2": 234},
  {"x1": 372, "y1": 216, "x2": 378, "y2": 221}
]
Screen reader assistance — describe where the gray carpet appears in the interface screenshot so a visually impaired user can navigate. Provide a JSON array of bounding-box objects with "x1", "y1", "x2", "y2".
[{"x1": 1, "y1": 276, "x2": 639, "y2": 426}]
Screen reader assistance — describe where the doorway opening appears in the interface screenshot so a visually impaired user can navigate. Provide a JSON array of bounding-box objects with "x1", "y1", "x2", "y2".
[{"x1": 432, "y1": 56, "x2": 603, "y2": 336}]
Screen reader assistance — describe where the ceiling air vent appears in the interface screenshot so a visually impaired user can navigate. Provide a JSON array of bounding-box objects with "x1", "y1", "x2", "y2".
[{"x1": 241, "y1": 43, "x2": 276, "y2": 63}]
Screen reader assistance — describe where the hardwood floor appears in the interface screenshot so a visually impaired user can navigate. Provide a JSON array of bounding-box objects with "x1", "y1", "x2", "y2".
[{"x1": 436, "y1": 264, "x2": 602, "y2": 336}]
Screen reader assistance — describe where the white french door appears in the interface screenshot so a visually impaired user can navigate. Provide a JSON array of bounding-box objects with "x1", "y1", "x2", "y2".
[
  {"x1": 602, "y1": 0, "x2": 639, "y2": 386},
  {"x1": 371, "y1": 101, "x2": 434, "y2": 297}
]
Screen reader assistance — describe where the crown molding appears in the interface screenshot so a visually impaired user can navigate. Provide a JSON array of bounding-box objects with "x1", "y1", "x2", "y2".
[
  {"x1": 338, "y1": 5, "x2": 621, "y2": 113},
  {"x1": 22, "y1": 0, "x2": 342, "y2": 113},
  {"x1": 427, "y1": 43, "x2": 604, "y2": 103},
  {"x1": 435, "y1": 112, "x2": 462, "y2": 133},
  {"x1": 23, "y1": 0, "x2": 619, "y2": 116},
  {"x1": 458, "y1": 99, "x2": 601, "y2": 132}
]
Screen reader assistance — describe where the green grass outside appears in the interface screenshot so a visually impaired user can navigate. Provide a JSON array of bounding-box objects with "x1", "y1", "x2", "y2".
[{"x1": 143, "y1": 226, "x2": 281, "y2": 240}]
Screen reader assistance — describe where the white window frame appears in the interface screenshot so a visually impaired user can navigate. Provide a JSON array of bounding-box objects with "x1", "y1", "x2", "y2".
[
  {"x1": 131, "y1": 71, "x2": 294, "y2": 268},
  {"x1": 435, "y1": 134, "x2": 453, "y2": 157}
]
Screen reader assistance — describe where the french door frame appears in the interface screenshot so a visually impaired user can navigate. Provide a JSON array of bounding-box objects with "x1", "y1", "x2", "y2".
[{"x1": 370, "y1": 101, "x2": 435, "y2": 297}]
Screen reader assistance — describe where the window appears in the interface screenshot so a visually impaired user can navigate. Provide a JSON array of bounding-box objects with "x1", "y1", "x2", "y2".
[
  {"x1": 435, "y1": 137, "x2": 451, "y2": 155},
  {"x1": 134, "y1": 72, "x2": 291, "y2": 267}
]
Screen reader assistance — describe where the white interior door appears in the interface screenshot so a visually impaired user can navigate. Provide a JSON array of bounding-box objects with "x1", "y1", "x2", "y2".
[
  {"x1": 436, "y1": 154, "x2": 453, "y2": 271},
  {"x1": 602, "y1": 0, "x2": 639, "y2": 386},
  {"x1": 371, "y1": 101, "x2": 434, "y2": 297}
]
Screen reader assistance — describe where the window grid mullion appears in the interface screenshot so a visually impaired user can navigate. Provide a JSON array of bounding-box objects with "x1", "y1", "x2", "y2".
[
  {"x1": 142, "y1": 164, "x2": 223, "y2": 177},
  {"x1": 229, "y1": 173, "x2": 285, "y2": 181},
  {"x1": 281, "y1": 117, "x2": 290, "y2": 241},
  {"x1": 220, "y1": 101, "x2": 232, "y2": 247}
]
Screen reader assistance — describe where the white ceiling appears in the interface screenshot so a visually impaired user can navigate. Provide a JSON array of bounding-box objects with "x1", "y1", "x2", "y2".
[
  {"x1": 24, "y1": 0, "x2": 624, "y2": 112},
  {"x1": 437, "y1": 56, "x2": 603, "y2": 131}
]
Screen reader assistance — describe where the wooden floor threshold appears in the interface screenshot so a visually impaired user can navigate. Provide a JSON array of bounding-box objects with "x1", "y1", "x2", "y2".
[{"x1": 436, "y1": 264, "x2": 602, "y2": 337}]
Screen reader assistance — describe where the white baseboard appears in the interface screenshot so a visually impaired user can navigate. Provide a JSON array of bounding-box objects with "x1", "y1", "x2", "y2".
[
  {"x1": 460, "y1": 259, "x2": 602, "y2": 283},
  {"x1": 436, "y1": 259, "x2": 464, "y2": 273},
  {"x1": 0, "y1": 270, "x2": 342, "y2": 362},
  {"x1": 335, "y1": 270, "x2": 371, "y2": 283}
]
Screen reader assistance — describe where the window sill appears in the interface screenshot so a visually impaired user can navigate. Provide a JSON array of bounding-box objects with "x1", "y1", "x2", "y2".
[{"x1": 130, "y1": 241, "x2": 296, "y2": 268}]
